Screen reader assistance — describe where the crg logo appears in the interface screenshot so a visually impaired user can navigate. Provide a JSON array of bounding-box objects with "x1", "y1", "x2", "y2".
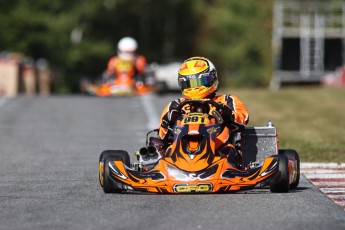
[{"x1": 173, "y1": 183, "x2": 213, "y2": 193}]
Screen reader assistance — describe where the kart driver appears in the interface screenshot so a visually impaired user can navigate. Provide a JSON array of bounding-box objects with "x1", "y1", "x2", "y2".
[
  {"x1": 156, "y1": 56, "x2": 249, "y2": 167},
  {"x1": 104, "y1": 37, "x2": 146, "y2": 83}
]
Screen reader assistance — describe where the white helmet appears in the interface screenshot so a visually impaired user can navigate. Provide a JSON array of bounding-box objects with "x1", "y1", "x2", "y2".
[{"x1": 117, "y1": 37, "x2": 137, "y2": 60}]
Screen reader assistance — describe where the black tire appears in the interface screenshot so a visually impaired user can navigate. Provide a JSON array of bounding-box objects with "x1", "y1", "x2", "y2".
[
  {"x1": 99, "y1": 150, "x2": 130, "y2": 166},
  {"x1": 99, "y1": 150, "x2": 130, "y2": 193},
  {"x1": 270, "y1": 154, "x2": 290, "y2": 193},
  {"x1": 280, "y1": 149, "x2": 300, "y2": 189}
]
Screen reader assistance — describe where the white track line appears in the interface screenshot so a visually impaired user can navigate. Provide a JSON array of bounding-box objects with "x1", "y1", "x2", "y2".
[
  {"x1": 320, "y1": 188, "x2": 345, "y2": 193},
  {"x1": 301, "y1": 162, "x2": 345, "y2": 169},
  {"x1": 139, "y1": 94, "x2": 160, "y2": 130},
  {"x1": 334, "y1": 201, "x2": 345, "y2": 207},
  {"x1": 328, "y1": 195, "x2": 345, "y2": 199},
  {"x1": 304, "y1": 174, "x2": 345, "y2": 179},
  {"x1": 301, "y1": 169, "x2": 345, "y2": 174},
  {"x1": 312, "y1": 182, "x2": 345, "y2": 187}
]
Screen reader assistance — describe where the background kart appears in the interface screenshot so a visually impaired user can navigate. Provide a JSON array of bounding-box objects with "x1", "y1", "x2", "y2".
[
  {"x1": 99, "y1": 99, "x2": 300, "y2": 194},
  {"x1": 83, "y1": 76, "x2": 152, "y2": 96},
  {"x1": 81, "y1": 64, "x2": 156, "y2": 96}
]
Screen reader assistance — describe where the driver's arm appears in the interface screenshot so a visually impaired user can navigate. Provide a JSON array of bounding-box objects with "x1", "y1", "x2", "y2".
[
  {"x1": 135, "y1": 56, "x2": 146, "y2": 74},
  {"x1": 158, "y1": 98, "x2": 184, "y2": 141},
  {"x1": 219, "y1": 95, "x2": 249, "y2": 125}
]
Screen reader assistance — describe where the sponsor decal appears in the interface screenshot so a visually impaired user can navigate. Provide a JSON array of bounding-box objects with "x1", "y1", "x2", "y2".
[
  {"x1": 207, "y1": 126, "x2": 218, "y2": 134},
  {"x1": 174, "y1": 127, "x2": 181, "y2": 135},
  {"x1": 173, "y1": 183, "x2": 213, "y2": 193}
]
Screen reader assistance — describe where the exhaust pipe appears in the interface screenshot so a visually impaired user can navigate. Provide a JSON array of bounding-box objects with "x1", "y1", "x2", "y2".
[
  {"x1": 139, "y1": 147, "x2": 149, "y2": 157},
  {"x1": 139, "y1": 146, "x2": 158, "y2": 157},
  {"x1": 147, "y1": 146, "x2": 157, "y2": 156}
]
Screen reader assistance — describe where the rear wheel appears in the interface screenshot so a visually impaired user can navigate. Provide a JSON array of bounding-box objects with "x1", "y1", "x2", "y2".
[
  {"x1": 280, "y1": 149, "x2": 300, "y2": 189},
  {"x1": 99, "y1": 150, "x2": 130, "y2": 193},
  {"x1": 270, "y1": 154, "x2": 290, "y2": 193}
]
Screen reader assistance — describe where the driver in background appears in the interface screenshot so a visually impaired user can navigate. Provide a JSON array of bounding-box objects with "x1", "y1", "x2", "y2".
[
  {"x1": 104, "y1": 36, "x2": 146, "y2": 83},
  {"x1": 156, "y1": 56, "x2": 249, "y2": 167}
]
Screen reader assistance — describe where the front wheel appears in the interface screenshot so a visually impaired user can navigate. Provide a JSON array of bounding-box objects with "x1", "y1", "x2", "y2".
[
  {"x1": 99, "y1": 150, "x2": 130, "y2": 166},
  {"x1": 270, "y1": 154, "x2": 290, "y2": 193},
  {"x1": 99, "y1": 150, "x2": 130, "y2": 193}
]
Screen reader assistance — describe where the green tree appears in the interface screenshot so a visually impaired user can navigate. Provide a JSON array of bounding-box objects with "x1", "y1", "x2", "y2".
[
  {"x1": 0, "y1": 0, "x2": 275, "y2": 92},
  {"x1": 195, "y1": 0, "x2": 273, "y2": 87}
]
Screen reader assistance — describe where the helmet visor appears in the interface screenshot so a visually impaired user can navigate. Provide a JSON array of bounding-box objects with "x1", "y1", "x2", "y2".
[{"x1": 179, "y1": 73, "x2": 213, "y2": 91}]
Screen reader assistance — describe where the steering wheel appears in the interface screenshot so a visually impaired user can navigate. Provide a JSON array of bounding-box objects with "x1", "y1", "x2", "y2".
[
  {"x1": 176, "y1": 99, "x2": 223, "y2": 123},
  {"x1": 176, "y1": 99, "x2": 245, "y2": 132},
  {"x1": 176, "y1": 99, "x2": 222, "y2": 113}
]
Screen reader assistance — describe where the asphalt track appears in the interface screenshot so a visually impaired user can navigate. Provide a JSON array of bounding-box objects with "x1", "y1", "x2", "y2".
[{"x1": 0, "y1": 95, "x2": 344, "y2": 230}]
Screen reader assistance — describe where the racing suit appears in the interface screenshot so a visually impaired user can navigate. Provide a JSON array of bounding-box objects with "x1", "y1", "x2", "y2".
[
  {"x1": 105, "y1": 55, "x2": 146, "y2": 81},
  {"x1": 158, "y1": 94, "x2": 249, "y2": 166}
]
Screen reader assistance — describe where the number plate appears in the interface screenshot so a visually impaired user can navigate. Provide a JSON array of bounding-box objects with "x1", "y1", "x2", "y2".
[{"x1": 181, "y1": 113, "x2": 209, "y2": 125}]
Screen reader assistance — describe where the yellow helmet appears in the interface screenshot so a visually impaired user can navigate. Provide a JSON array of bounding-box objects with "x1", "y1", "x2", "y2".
[{"x1": 178, "y1": 57, "x2": 218, "y2": 99}]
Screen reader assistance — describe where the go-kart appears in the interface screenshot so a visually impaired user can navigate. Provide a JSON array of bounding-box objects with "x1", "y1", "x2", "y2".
[
  {"x1": 82, "y1": 69, "x2": 153, "y2": 96},
  {"x1": 83, "y1": 77, "x2": 151, "y2": 96},
  {"x1": 98, "y1": 99, "x2": 300, "y2": 193}
]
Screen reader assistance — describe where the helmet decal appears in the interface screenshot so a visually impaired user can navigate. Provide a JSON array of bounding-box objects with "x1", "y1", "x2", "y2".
[
  {"x1": 179, "y1": 59, "x2": 209, "y2": 76},
  {"x1": 194, "y1": 60, "x2": 207, "y2": 68}
]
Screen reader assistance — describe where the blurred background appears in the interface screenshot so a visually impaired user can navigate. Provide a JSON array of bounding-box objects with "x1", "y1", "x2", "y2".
[
  {"x1": 1, "y1": 0, "x2": 344, "y2": 95},
  {"x1": 0, "y1": 0, "x2": 345, "y2": 162}
]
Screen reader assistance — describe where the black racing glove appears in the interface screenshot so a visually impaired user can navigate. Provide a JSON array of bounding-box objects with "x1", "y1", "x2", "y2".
[
  {"x1": 219, "y1": 104, "x2": 234, "y2": 124},
  {"x1": 168, "y1": 109, "x2": 183, "y2": 126},
  {"x1": 161, "y1": 109, "x2": 182, "y2": 129}
]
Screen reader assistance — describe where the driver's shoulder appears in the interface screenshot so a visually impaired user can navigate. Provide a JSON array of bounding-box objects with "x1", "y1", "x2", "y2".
[
  {"x1": 213, "y1": 94, "x2": 230, "y2": 103},
  {"x1": 164, "y1": 98, "x2": 185, "y2": 110},
  {"x1": 173, "y1": 97, "x2": 186, "y2": 104}
]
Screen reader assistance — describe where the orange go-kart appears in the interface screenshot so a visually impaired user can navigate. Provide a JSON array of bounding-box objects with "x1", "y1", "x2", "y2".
[
  {"x1": 84, "y1": 69, "x2": 152, "y2": 96},
  {"x1": 98, "y1": 99, "x2": 300, "y2": 194},
  {"x1": 92, "y1": 73, "x2": 150, "y2": 96}
]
